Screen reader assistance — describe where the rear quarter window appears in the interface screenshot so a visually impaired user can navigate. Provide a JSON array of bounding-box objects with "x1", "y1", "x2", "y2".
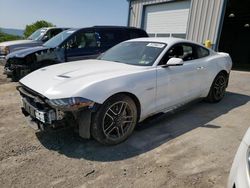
[{"x1": 197, "y1": 46, "x2": 210, "y2": 58}]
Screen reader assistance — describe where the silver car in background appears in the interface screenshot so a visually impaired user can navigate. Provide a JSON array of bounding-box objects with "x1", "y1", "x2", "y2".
[{"x1": 0, "y1": 27, "x2": 67, "y2": 65}]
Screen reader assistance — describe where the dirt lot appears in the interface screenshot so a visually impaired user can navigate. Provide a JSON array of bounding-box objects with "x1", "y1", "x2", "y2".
[{"x1": 0, "y1": 66, "x2": 249, "y2": 188}]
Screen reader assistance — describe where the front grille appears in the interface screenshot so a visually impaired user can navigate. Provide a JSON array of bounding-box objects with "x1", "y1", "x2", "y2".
[{"x1": 17, "y1": 85, "x2": 50, "y2": 111}]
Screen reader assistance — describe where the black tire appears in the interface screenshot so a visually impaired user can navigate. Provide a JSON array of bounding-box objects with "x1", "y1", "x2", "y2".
[
  {"x1": 205, "y1": 72, "x2": 228, "y2": 103},
  {"x1": 11, "y1": 70, "x2": 20, "y2": 82},
  {"x1": 91, "y1": 94, "x2": 137, "y2": 145}
]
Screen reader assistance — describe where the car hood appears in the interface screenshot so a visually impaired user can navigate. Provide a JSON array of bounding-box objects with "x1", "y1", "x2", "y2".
[
  {"x1": 6, "y1": 46, "x2": 49, "y2": 59},
  {"x1": 0, "y1": 40, "x2": 38, "y2": 47},
  {"x1": 20, "y1": 59, "x2": 147, "y2": 100}
]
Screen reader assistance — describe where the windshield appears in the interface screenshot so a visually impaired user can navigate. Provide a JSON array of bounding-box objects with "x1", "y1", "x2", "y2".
[
  {"x1": 28, "y1": 28, "x2": 47, "y2": 40},
  {"x1": 99, "y1": 41, "x2": 166, "y2": 66},
  {"x1": 43, "y1": 29, "x2": 76, "y2": 48}
]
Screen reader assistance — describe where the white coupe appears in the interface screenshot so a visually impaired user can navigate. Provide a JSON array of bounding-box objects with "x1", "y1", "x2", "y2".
[{"x1": 17, "y1": 38, "x2": 232, "y2": 145}]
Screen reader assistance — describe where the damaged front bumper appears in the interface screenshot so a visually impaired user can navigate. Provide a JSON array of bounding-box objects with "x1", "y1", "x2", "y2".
[
  {"x1": 5, "y1": 64, "x2": 30, "y2": 77},
  {"x1": 17, "y1": 85, "x2": 96, "y2": 139},
  {"x1": 4, "y1": 56, "x2": 31, "y2": 79},
  {"x1": 4, "y1": 66, "x2": 13, "y2": 76},
  {"x1": 21, "y1": 97, "x2": 62, "y2": 124}
]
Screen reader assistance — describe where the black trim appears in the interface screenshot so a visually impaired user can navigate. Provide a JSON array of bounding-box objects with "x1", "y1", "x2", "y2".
[{"x1": 215, "y1": 0, "x2": 229, "y2": 51}]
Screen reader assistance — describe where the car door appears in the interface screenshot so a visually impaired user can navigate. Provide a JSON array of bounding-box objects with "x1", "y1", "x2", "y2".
[
  {"x1": 155, "y1": 43, "x2": 205, "y2": 112},
  {"x1": 64, "y1": 29, "x2": 100, "y2": 62}
]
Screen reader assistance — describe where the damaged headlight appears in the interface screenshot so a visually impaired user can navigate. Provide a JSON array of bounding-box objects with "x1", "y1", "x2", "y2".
[{"x1": 47, "y1": 97, "x2": 94, "y2": 111}]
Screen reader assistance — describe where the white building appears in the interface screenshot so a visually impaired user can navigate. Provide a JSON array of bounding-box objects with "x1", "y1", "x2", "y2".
[{"x1": 127, "y1": 0, "x2": 250, "y2": 69}]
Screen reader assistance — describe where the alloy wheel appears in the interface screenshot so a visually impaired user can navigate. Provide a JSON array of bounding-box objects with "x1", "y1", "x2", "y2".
[
  {"x1": 102, "y1": 101, "x2": 134, "y2": 140},
  {"x1": 213, "y1": 75, "x2": 227, "y2": 100}
]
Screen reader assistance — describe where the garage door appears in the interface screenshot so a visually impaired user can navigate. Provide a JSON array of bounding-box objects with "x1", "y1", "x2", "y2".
[{"x1": 143, "y1": 0, "x2": 191, "y2": 38}]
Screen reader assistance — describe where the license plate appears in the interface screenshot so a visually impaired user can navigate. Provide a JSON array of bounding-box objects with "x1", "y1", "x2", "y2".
[
  {"x1": 22, "y1": 98, "x2": 47, "y2": 123},
  {"x1": 35, "y1": 111, "x2": 46, "y2": 123},
  {"x1": 22, "y1": 99, "x2": 36, "y2": 118}
]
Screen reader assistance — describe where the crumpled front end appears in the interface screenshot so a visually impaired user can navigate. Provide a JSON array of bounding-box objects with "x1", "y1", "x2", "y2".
[
  {"x1": 4, "y1": 55, "x2": 36, "y2": 80},
  {"x1": 4, "y1": 46, "x2": 65, "y2": 81},
  {"x1": 17, "y1": 84, "x2": 97, "y2": 138}
]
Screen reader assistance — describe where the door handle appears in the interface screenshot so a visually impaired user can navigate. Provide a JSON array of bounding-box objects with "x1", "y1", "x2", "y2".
[{"x1": 196, "y1": 66, "x2": 204, "y2": 70}]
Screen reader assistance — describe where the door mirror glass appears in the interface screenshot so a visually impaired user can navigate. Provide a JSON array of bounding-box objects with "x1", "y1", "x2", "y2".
[{"x1": 166, "y1": 58, "x2": 184, "y2": 66}]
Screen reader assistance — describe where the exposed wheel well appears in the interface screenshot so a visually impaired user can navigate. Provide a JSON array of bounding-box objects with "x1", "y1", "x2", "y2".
[{"x1": 105, "y1": 92, "x2": 141, "y2": 122}]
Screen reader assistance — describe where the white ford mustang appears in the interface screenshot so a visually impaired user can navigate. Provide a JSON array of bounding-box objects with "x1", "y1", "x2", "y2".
[{"x1": 18, "y1": 38, "x2": 232, "y2": 145}]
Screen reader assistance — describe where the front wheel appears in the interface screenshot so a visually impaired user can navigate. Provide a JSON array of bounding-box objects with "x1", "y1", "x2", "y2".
[
  {"x1": 205, "y1": 73, "x2": 228, "y2": 103},
  {"x1": 91, "y1": 94, "x2": 138, "y2": 145},
  {"x1": 11, "y1": 69, "x2": 21, "y2": 82}
]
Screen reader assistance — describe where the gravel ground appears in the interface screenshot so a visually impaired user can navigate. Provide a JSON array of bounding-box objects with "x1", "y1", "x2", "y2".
[{"x1": 0, "y1": 66, "x2": 249, "y2": 188}]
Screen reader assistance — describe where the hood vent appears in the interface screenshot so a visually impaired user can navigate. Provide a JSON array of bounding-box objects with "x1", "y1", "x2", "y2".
[{"x1": 57, "y1": 75, "x2": 71, "y2": 78}]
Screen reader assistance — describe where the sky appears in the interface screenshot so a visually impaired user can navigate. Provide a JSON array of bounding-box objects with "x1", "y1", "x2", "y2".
[{"x1": 0, "y1": 0, "x2": 129, "y2": 29}]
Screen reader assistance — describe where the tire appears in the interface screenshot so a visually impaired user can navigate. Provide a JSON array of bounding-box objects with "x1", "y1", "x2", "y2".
[
  {"x1": 205, "y1": 72, "x2": 228, "y2": 103},
  {"x1": 11, "y1": 70, "x2": 20, "y2": 82},
  {"x1": 91, "y1": 94, "x2": 138, "y2": 145}
]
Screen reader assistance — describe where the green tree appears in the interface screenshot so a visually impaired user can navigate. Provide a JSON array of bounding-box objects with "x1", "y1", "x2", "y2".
[{"x1": 24, "y1": 20, "x2": 55, "y2": 38}]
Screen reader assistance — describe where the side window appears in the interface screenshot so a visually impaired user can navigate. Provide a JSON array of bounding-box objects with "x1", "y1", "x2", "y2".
[
  {"x1": 64, "y1": 31, "x2": 97, "y2": 50},
  {"x1": 42, "y1": 29, "x2": 62, "y2": 41},
  {"x1": 197, "y1": 46, "x2": 210, "y2": 58},
  {"x1": 159, "y1": 44, "x2": 196, "y2": 65},
  {"x1": 182, "y1": 45, "x2": 195, "y2": 61},
  {"x1": 99, "y1": 30, "x2": 125, "y2": 48},
  {"x1": 49, "y1": 29, "x2": 63, "y2": 38},
  {"x1": 159, "y1": 45, "x2": 183, "y2": 65}
]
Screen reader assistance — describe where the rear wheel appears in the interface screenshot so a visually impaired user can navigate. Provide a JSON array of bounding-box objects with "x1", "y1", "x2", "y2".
[
  {"x1": 91, "y1": 94, "x2": 137, "y2": 145},
  {"x1": 205, "y1": 73, "x2": 228, "y2": 103}
]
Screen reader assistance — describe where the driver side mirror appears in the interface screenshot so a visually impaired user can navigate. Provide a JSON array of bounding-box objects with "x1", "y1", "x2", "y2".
[{"x1": 163, "y1": 58, "x2": 184, "y2": 67}]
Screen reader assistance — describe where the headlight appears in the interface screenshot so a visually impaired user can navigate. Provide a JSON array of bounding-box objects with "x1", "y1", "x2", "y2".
[
  {"x1": 0, "y1": 46, "x2": 10, "y2": 55},
  {"x1": 47, "y1": 97, "x2": 94, "y2": 111}
]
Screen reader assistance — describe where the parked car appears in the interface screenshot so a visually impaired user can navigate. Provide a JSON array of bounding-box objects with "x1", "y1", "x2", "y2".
[
  {"x1": 0, "y1": 27, "x2": 67, "y2": 65},
  {"x1": 17, "y1": 37, "x2": 232, "y2": 145},
  {"x1": 5, "y1": 26, "x2": 148, "y2": 81},
  {"x1": 228, "y1": 128, "x2": 250, "y2": 188}
]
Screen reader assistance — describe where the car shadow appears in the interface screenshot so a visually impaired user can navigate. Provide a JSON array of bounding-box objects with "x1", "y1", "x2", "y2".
[{"x1": 36, "y1": 91, "x2": 250, "y2": 161}]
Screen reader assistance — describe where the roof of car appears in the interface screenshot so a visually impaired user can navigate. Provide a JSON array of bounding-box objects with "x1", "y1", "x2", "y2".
[
  {"x1": 39, "y1": 27, "x2": 69, "y2": 30},
  {"x1": 129, "y1": 37, "x2": 188, "y2": 44},
  {"x1": 92, "y1": 26, "x2": 142, "y2": 29},
  {"x1": 69, "y1": 26, "x2": 145, "y2": 32},
  {"x1": 127, "y1": 37, "x2": 210, "y2": 49}
]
